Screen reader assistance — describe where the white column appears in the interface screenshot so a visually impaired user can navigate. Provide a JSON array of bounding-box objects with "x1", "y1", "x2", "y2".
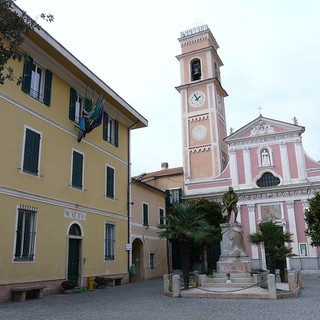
[
  {"x1": 243, "y1": 147, "x2": 252, "y2": 187},
  {"x1": 229, "y1": 148, "x2": 239, "y2": 186},
  {"x1": 280, "y1": 142, "x2": 291, "y2": 183},
  {"x1": 286, "y1": 200, "x2": 299, "y2": 255},
  {"x1": 294, "y1": 138, "x2": 307, "y2": 181},
  {"x1": 301, "y1": 199, "x2": 318, "y2": 257},
  {"x1": 247, "y1": 204, "x2": 259, "y2": 260}
]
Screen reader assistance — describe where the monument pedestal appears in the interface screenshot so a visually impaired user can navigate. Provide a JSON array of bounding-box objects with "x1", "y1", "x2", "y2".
[{"x1": 217, "y1": 223, "x2": 252, "y2": 274}]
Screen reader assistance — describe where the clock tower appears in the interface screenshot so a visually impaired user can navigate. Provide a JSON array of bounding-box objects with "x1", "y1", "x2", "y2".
[{"x1": 176, "y1": 25, "x2": 228, "y2": 195}]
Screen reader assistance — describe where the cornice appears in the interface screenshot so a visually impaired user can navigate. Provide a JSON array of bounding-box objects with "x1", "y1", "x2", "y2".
[{"x1": 228, "y1": 133, "x2": 300, "y2": 148}]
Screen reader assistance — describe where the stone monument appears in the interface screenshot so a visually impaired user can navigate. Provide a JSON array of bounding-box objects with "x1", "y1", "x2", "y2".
[
  {"x1": 217, "y1": 187, "x2": 252, "y2": 274},
  {"x1": 217, "y1": 222, "x2": 252, "y2": 274}
]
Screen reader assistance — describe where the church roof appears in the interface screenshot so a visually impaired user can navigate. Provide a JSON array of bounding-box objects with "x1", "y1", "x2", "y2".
[{"x1": 225, "y1": 114, "x2": 305, "y2": 144}]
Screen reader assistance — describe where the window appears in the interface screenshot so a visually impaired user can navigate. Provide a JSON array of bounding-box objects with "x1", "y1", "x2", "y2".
[
  {"x1": 257, "y1": 172, "x2": 280, "y2": 188},
  {"x1": 191, "y1": 59, "x2": 201, "y2": 81},
  {"x1": 149, "y1": 252, "x2": 156, "y2": 270},
  {"x1": 69, "y1": 88, "x2": 92, "y2": 124},
  {"x1": 103, "y1": 112, "x2": 119, "y2": 147},
  {"x1": 105, "y1": 223, "x2": 115, "y2": 260},
  {"x1": 168, "y1": 189, "x2": 182, "y2": 204},
  {"x1": 159, "y1": 208, "x2": 165, "y2": 225},
  {"x1": 143, "y1": 203, "x2": 149, "y2": 226},
  {"x1": 106, "y1": 166, "x2": 115, "y2": 199},
  {"x1": 71, "y1": 150, "x2": 84, "y2": 189},
  {"x1": 14, "y1": 206, "x2": 37, "y2": 261},
  {"x1": 22, "y1": 127, "x2": 41, "y2": 175},
  {"x1": 22, "y1": 57, "x2": 52, "y2": 106}
]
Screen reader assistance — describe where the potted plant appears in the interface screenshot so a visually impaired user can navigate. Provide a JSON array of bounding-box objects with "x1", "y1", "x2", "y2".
[
  {"x1": 94, "y1": 276, "x2": 107, "y2": 288},
  {"x1": 61, "y1": 280, "x2": 76, "y2": 293}
]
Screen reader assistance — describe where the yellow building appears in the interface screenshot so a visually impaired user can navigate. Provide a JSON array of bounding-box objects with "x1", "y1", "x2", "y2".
[{"x1": 0, "y1": 6, "x2": 147, "y2": 302}]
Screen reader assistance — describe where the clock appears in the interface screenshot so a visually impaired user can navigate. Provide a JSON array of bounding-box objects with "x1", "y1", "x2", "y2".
[{"x1": 189, "y1": 91, "x2": 205, "y2": 107}]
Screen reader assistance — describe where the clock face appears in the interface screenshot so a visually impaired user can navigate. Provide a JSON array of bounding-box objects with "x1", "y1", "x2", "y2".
[{"x1": 189, "y1": 91, "x2": 205, "y2": 107}]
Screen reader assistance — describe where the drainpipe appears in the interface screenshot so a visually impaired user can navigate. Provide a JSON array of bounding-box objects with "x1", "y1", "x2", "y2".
[{"x1": 127, "y1": 121, "x2": 138, "y2": 283}]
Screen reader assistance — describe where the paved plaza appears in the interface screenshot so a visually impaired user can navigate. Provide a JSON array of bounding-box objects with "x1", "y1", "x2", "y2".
[{"x1": 0, "y1": 273, "x2": 319, "y2": 320}]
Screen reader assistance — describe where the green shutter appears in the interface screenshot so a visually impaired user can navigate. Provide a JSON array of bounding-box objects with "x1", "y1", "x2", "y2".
[
  {"x1": 69, "y1": 88, "x2": 77, "y2": 121},
  {"x1": 21, "y1": 56, "x2": 33, "y2": 93},
  {"x1": 143, "y1": 203, "x2": 149, "y2": 226},
  {"x1": 106, "y1": 166, "x2": 115, "y2": 198},
  {"x1": 103, "y1": 112, "x2": 109, "y2": 141},
  {"x1": 43, "y1": 69, "x2": 52, "y2": 106},
  {"x1": 72, "y1": 151, "x2": 83, "y2": 189},
  {"x1": 114, "y1": 120, "x2": 119, "y2": 147},
  {"x1": 23, "y1": 128, "x2": 40, "y2": 175}
]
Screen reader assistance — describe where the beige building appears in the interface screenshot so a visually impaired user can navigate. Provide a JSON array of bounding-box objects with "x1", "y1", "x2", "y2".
[
  {"x1": 0, "y1": 5, "x2": 147, "y2": 302},
  {"x1": 130, "y1": 163, "x2": 184, "y2": 275}
]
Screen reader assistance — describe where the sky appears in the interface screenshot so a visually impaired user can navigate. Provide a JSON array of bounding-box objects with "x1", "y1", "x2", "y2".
[{"x1": 16, "y1": 0, "x2": 320, "y2": 176}]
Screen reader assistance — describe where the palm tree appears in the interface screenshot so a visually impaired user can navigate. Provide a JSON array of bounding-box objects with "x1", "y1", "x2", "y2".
[
  {"x1": 249, "y1": 220, "x2": 293, "y2": 279},
  {"x1": 158, "y1": 202, "x2": 210, "y2": 289}
]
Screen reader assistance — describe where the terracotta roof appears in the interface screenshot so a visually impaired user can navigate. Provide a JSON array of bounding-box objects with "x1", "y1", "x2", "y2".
[{"x1": 135, "y1": 166, "x2": 183, "y2": 180}]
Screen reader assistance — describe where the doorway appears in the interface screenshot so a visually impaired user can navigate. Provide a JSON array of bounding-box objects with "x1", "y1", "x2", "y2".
[{"x1": 67, "y1": 223, "x2": 82, "y2": 285}]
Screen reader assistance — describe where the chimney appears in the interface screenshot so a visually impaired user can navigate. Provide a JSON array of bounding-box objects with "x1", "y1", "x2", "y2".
[{"x1": 161, "y1": 162, "x2": 169, "y2": 170}]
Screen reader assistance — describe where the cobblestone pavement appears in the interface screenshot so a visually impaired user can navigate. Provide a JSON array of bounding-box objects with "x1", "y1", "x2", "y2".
[{"x1": 0, "y1": 273, "x2": 319, "y2": 320}]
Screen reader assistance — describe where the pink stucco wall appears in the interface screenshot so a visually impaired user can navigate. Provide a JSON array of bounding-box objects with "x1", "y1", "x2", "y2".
[
  {"x1": 287, "y1": 142, "x2": 298, "y2": 179},
  {"x1": 237, "y1": 149, "x2": 245, "y2": 185}
]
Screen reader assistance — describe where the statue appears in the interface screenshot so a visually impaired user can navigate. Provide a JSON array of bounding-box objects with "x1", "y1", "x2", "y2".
[{"x1": 222, "y1": 186, "x2": 239, "y2": 223}]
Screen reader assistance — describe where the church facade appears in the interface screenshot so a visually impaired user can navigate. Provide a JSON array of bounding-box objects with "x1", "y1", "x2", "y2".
[{"x1": 176, "y1": 25, "x2": 320, "y2": 271}]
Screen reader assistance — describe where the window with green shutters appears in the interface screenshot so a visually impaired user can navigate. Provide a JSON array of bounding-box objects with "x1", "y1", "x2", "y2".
[
  {"x1": 71, "y1": 150, "x2": 84, "y2": 189},
  {"x1": 21, "y1": 56, "x2": 52, "y2": 106},
  {"x1": 106, "y1": 166, "x2": 115, "y2": 199},
  {"x1": 103, "y1": 112, "x2": 119, "y2": 147},
  {"x1": 143, "y1": 203, "x2": 149, "y2": 226},
  {"x1": 69, "y1": 88, "x2": 90, "y2": 124},
  {"x1": 22, "y1": 127, "x2": 41, "y2": 175}
]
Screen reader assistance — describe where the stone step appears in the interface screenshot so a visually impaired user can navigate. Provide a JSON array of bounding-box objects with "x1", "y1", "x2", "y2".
[
  {"x1": 212, "y1": 273, "x2": 252, "y2": 279},
  {"x1": 207, "y1": 277, "x2": 255, "y2": 284},
  {"x1": 201, "y1": 282, "x2": 257, "y2": 289}
]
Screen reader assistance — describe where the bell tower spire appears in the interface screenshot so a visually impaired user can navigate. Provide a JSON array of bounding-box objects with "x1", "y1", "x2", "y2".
[{"x1": 176, "y1": 25, "x2": 228, "y2": 195}]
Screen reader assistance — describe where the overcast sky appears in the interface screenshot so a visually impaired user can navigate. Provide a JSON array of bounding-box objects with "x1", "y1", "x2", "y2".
[{"x1": 16, "y1": 0, "x2": 320, "y2": 176}]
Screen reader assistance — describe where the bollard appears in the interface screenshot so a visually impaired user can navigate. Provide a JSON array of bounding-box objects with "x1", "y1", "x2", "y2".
[
  {"x1": 172, "y1": 274, "x2": 181, "y2": 298},
  {"x1": 163, "y1": 274, "x2": 170, "y2": 294},
  {"x1": 267, "y1": 274, "x2": 277, "y2": 299}
]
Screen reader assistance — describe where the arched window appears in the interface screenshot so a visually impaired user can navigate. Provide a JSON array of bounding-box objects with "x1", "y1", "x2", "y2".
[
  {"x1": 191, "y1": 59, "x2": 201, "y2": 81},
  {"x1": 69, "y1": 223, "x2": 82, "y2": 236},
  {"x1": 257, "y1": 172, "x2": 280, "y2": 188}
]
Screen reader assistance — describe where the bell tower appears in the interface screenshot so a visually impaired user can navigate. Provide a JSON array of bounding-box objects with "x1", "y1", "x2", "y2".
[{"x1": 176, "y1": 25, "x2": 228, "y2": 195}]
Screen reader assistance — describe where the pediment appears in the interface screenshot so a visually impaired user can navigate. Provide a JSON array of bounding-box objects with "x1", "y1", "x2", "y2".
[{"x1": 225, "y1": 115, "x2": 305, "y2": 143}]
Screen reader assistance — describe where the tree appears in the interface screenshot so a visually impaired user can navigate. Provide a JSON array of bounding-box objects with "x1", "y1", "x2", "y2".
[
  {"x1": 305, "y1": 192, "x2": 320, "y2": 247},
  {"x1": 0, "y1": 0, "x2": 53, "y2": 85},
  {"x1": 249, "y1": 220, "x2": 294, "y2": 280},
  {"x1": 188, "y1": 198, "x2": 225, "y2": 274},
  {"x1": 158, "y1": 202, "x2": 210, "y2": 289}
]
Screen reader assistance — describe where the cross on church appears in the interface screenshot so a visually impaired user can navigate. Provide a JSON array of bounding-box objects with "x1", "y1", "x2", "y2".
[{"x1": 257, "y1": 105, "x2": 263, "y2": 116}]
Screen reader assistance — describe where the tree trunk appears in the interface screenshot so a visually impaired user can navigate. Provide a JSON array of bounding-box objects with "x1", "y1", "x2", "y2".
[
  {"x1": 269, "y1": 251, "x2": 277, "y2": 275},
  {"x1": 180, "y1": 240, "x2": 190, "y2": 289}
]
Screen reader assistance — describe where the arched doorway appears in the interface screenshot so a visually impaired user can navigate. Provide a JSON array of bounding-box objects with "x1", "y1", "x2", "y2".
[
  {"x1": 132, "y1": 238, "x2": 144, "y2": 282},
  {"x1": 67, "y1": 223, "x2": 82, "y2": 285}
]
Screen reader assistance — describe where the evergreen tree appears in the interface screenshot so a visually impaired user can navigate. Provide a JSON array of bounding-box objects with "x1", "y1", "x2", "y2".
[
  {"x1": 305, "y1": 192, "x2": 320, "y2": 247},
  {"x1": 189, "y1": 198, "x2": 224, "y2": 273}
]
